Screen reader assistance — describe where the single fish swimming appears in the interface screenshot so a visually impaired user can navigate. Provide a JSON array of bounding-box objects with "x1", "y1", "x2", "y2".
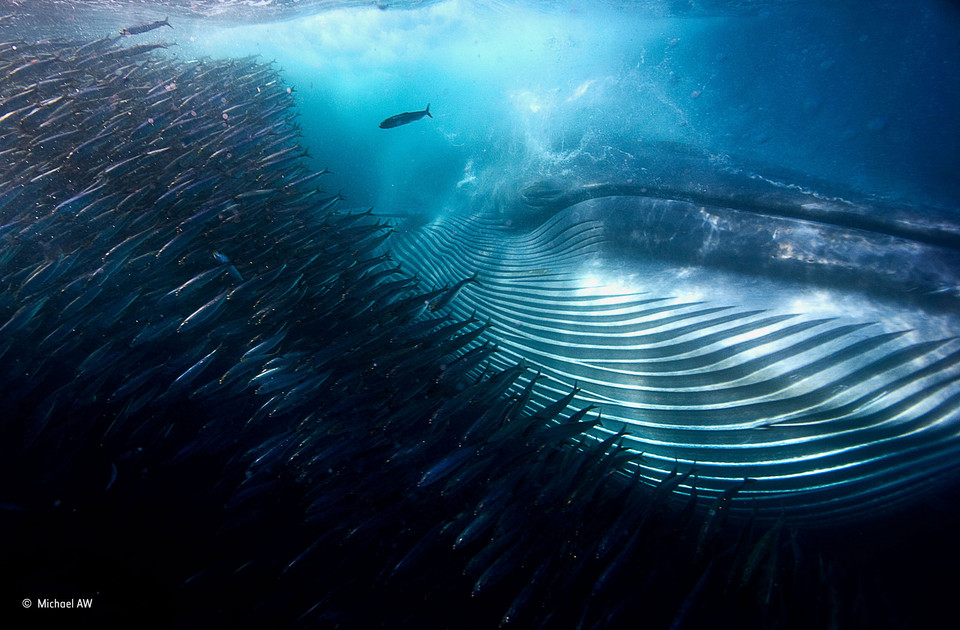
[
  {"x1": 120, "y1": 18, "x2": 172, "y2": 36},
  {"x1": 379, "y1": 104, "x2": 432, "y2": 129}
]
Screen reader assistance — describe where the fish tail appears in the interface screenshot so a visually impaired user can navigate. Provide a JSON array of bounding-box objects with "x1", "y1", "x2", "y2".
[{"x1": 425, "y1": 104, "x2": 432, "y2": 118}]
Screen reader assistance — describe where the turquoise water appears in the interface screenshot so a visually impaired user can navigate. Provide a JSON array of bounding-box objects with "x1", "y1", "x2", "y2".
[{"x1": 170, "y1": 0, "x2": 960, "y2": 214}]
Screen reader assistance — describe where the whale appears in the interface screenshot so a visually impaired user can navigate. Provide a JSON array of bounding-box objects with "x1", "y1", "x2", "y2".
[{"x1": 387, "y1": 143, "x2": 960, "y2": 524}]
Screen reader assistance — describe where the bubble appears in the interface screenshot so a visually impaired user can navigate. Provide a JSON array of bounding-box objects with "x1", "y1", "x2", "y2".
[{"x1": 222, "y1": 112, "x2": 229, "y2": 120}]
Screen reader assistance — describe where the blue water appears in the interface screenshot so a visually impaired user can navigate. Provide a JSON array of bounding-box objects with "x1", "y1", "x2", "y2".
[
  {"x1": 167, "y1": 0, "x2": 960, "y2": 215},
  {"x1": 4, "y1": 3, "x2": 960, "y2": 625}
]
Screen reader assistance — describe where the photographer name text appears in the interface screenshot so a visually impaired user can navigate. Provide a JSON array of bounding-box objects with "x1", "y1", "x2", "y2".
[{"x1": 28, "y1": 598, "x2": 94, "y2": 609}]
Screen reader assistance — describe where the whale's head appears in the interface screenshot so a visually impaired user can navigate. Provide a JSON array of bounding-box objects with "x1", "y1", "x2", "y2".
[{"x1": 389, "y1": 143, "x2": 960, "y2": 524}]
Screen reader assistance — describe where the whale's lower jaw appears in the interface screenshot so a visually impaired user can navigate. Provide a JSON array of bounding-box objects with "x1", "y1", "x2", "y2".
[{"x1": 389, "y1": 199, "x2": 960, "y2": 524}]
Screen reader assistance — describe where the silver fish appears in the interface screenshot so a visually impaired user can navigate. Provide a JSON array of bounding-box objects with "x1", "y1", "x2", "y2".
[{"x1": 379, "y1": 104, "x2": 432, "y2": 129}]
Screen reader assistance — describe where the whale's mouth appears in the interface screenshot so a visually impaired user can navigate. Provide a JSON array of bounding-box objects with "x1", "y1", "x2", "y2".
[{"x1": 388, "y1": 155, "x2": 960, "y2": 524}]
